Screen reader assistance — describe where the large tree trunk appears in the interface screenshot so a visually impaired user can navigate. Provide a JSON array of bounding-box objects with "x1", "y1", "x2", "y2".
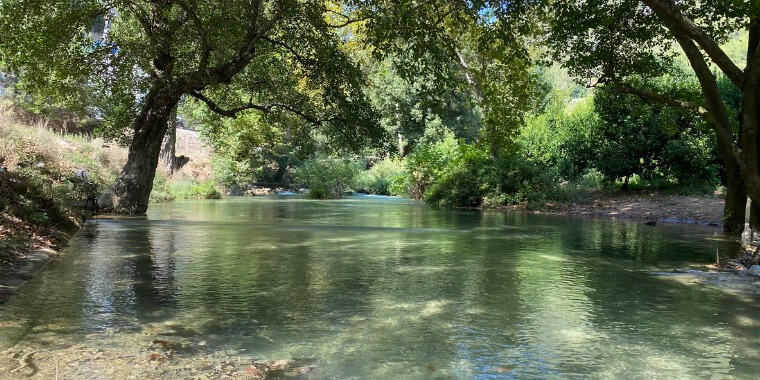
[
  {"x1": 111, "y1": 85, "x2": 182, "y2": 214},
  {"x1": 737, "y1": 79, "x2": 760, "y2": 241},
  {"x1": 719, "y1": 121, "x2": 747, "y2": 236},
  {"x1": 723, "y1": 163, "x2": 747, "y2": 236}
]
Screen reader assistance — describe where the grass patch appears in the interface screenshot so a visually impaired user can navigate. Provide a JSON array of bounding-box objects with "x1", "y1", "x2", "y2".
[{"x1": 169, "y1": 179, "x2": 222, "y2": 200}]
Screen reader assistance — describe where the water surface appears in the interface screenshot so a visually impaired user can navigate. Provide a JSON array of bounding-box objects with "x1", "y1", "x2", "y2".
[{"x1": 1, "y1": 196, "x2": 759, "y2": 379}]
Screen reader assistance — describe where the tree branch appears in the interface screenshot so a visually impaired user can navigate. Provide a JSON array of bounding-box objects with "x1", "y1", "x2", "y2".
[
  {"x1": 189, "y1": 90, "x2": 327, "y2": 125},
  {"x1": 177, "y1": 0, "x2": 211, "y2": 72},
  {"x1": 261, "y1": 36, "x2": 317, "y2": 66},
  {"x1": 612, "y1": 82, "x2": 712, "y2": 121},
  {"x1": 640, "y1": 0, "x2": 745, "y2": 89},
  {"x1": 199, "y1": 0, "x2": 286, "y2": 87},
  {"x1": 667, "y1": 21, "x2": 744, "y2": 167},
  {"x1": 325, "y1": 9, "x2": 369, "y2": 28}
]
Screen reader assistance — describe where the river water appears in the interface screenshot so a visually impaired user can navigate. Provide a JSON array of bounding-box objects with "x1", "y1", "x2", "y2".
[{"x1": 1, "y1": 196, "x2": 759, "y2": 379}]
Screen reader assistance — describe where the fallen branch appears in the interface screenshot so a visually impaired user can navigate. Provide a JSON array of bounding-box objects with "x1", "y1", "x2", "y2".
[{"x1": 9, "y1": 351, "x2": 37, "y2": 376}]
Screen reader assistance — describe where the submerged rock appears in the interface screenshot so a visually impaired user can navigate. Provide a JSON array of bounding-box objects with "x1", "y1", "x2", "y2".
[{"x1": 749, "y1": 265, "x2": 760, "y2": 276}]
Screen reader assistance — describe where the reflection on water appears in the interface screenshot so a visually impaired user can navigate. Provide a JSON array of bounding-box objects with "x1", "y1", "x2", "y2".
[{"x1": 1, "y1": 196, "x2": 759, "y2": 379}]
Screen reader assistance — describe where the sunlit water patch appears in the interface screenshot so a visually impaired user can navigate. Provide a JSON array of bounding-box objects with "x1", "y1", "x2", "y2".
[{"x1": 1, "y1": 196, "x2": 758, "y2": 379}]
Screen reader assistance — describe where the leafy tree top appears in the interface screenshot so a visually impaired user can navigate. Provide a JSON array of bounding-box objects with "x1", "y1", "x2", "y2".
[{"x1": 0, "y1": 0, "x2": 384, "y2": 150}]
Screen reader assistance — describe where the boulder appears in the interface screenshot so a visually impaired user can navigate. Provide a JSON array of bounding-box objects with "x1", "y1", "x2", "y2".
[
  {"x1": 98, "y1": 191, "x2": 114, "y2": 211},
  {"x1": 748, "y1": 265, "x2": 760, "y2": 276}
]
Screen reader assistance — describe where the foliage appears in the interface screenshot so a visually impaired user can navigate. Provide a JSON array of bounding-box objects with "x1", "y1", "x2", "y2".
[
  {"x1": 396, "y1": 132, "x2": 460, "y2": 199},
  {"x1": 356, "y1": 0, "x2": 544, "y2": 155},
  {"x1": 293, "y1": 156, "x2": 361, "y2": 199},
  {"x1": 422, "y1": 143, "x2": 576, "y2": 208},
  {"x1": 593, "y1": 83, "x2": 718, "y2": 188},
  {"x1": 0, "y1": 1, "x2": 385, "y2": 145},
  {"x1": 170, "y1": 179, "x2": 222, "y2": 200},
  {"x1": 357, "y1": 158, "x2": 405, "y2": 195},
  {"x1": 364, "y1": 57, "x2": 482, "y2": 156},
  {"x1": 520, "y1": 94, "x2": 600, "y2": 180},
  {"x1": 151, "y1": 171, "x2": 221, "y2": 203},
  {"x1": 188, "y1": 105, "x2": 312, "y2": 190}
]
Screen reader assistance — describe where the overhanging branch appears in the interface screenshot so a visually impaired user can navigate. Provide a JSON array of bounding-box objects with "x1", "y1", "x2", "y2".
[
  {"x1": 641, "y1": 0, "x2": 745, "y2": 89},
  {"x1": 189, "y1": 90, "x2": 327, "y2": 125},
  {"x1": 325, "y1": 10, "x2": 369, "y2": 28},
  {"x1": 612, "y1": 82, "x2": 712, "y2": 122},
  {"x1": 177, "y1": 0, "x2": 211, "y2": 72}
]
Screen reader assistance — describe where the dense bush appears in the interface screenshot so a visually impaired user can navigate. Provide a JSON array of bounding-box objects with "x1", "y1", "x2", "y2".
[
  {"x1": 151, "y1": 172, "x2": 222, "y2": 202},
  {"x1": 293, "y1": 156, "x2": 361, "y2": 199},
  {"x1": 520, "y1": 96, "x2": 601, "y2": 181},
  {"x1": 420, "y1": 143, "x2": 569, "y2": 208},
  {"x1": 395, "y1": 132, "x2": 460, "y2": 198},
  {"x1": 592, "y1": 85, "x2": 719, "y2": 190},
  {"x1": 425, "y1": 144, "x2": 492, "y2": 207},
  {"x1": 357, "y1": 157, "x2": 405, "y2": 195}
]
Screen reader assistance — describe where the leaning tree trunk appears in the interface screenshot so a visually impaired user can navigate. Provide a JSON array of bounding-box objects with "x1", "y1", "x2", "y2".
[{"x1": 111, "y1": 85, "x2": 182, "y2": 214}]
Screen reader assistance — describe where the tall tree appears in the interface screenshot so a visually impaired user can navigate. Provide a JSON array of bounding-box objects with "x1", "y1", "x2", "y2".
[
  {"x1": 355, "y1": 0, "x2": 542, "y2": 157},
  {"x1": 542, "y1": 0, "x2": 755, "y2": 236},
  {"x1": 0, "y1": 0, "x2": 381, "y2": 214}
]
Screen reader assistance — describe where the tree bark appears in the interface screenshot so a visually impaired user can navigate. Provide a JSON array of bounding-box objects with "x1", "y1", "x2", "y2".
[
  {"x1": 723, "y1": 165, "x2": 747, "y2": 236},
  {"x1": 160, "y1": 105, "x2": 178, "y2": 173},
  {"x1": 111, "y1": 84, "x2": 182, "y2": 214}
]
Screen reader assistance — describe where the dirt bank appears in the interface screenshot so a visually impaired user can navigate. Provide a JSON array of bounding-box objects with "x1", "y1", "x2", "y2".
[
  {"x1": 518, "y1": 192, "x2": 725, "y2": 226},
  {"x1": 0, "y1": 213, "x2": 81, "y2": 304}
]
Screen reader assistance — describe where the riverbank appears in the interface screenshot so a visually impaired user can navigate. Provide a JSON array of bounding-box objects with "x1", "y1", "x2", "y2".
[
  {"x1": 0, "y1": 110, "x2": 125, "y2": 302},
  {"x1": 0, "y1": 106, "x2": 217, "y2": 303},
  {"x1": 504, "y1": 191, "x2": 725, "y2": 227}
]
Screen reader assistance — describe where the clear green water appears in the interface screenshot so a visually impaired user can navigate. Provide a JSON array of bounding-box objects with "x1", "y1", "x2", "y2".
[{"x1": 2, "y1": 196, "x2": 760, "y2": 379}]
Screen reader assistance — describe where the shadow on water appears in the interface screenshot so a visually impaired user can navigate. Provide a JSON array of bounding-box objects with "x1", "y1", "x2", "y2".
[{"x1": 0, "y1": 196, "x2": 757, "y2": 378}]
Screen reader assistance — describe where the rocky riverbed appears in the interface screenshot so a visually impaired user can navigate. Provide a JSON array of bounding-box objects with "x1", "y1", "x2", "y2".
[{"x1": 0, "y1": 320, "x2": 316, "y2": 379}]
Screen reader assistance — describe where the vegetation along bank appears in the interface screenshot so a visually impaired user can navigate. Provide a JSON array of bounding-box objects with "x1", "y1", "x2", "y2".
[{"x1": 1, "y1": 0, "x2": 760, "y2": 292}]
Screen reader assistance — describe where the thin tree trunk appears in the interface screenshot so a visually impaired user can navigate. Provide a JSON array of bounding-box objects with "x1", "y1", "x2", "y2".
[
  {"x1": 111, "y1": 84, "x2": 182, "y2": 214},
  {"x1": 160, "y1": 106, "x2": 178, "y2": 173},
  {"x1": 395, "y1": 102, "x2": 404, "y2": 156}
]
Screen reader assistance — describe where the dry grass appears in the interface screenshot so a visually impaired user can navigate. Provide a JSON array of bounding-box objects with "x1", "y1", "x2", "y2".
[
  {"x1": 0, "y1": 101, "x2": 127, "y2": 181},
  {"x1": 0, "y1": 102, "x2": 128, "y2": 263}
]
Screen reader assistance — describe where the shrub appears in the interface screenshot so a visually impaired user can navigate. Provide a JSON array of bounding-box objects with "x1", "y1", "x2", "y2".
[
  {"x1": 400, "y1": 132, "x2": 460, "y2": 198},
  {"x1": 151, "y1": 173, "x2": 221, "y2": 202},
  {"x1": 293, "y1": 156, "x2": 361, "y2": 199},
  {"x1": 169, "y1": 179, "x2": 222, "y2": 200},
  {"x1": 357, "y1": 158, "x2": 405, "y2": 195},
  {"x1": 425, "y1": 144, "x2": 491, "y2": 207},
  {"x1": 150, "y1": 171, "x2": 175, "y2": 203},
  {"x1": 419, "y1": 142, "x2": 589, "y2": 208}
]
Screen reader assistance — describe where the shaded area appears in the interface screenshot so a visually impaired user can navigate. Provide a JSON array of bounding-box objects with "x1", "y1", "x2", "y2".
[{"x1": 0, "y1": 196, "x2": 757, "y2": 378}]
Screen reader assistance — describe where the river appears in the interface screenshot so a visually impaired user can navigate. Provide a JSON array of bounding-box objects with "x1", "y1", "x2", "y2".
[{"x1": 1, "y1": 196, "x2": 759, "y2": 379}]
